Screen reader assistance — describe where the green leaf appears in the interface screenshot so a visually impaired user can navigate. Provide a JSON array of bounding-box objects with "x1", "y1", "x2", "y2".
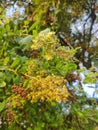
[
  {"x1": 27, "y1": 128, "x2": 32, "y2": 130},
  {"x1": 14, "y1": 75, "x2": 21, "y2": 85},
  {"x1": 24, "y1": 20, "x2": 29, "y2": 25},
  {"x1": 67, "y1": 63, "x2": 77, "y2": 71},
  {"x1": 19, "y1": 35, "x2": 32, "y2": 45},
  {"x1": 11, "y1": 56, "x2": 21, "y2": 69},
  {"x1": 4, "y1": 57, "x2": 10, "y2": 65},
  {"x1": 34, "y1": 122, "x2": 45, "y2": 130},
  {"x1": 0, "y1": 100, "x2": 6, "y2": 112},
  {"x1": 56, "y1": 62, "x2": 62, "y2": 69},
  {"x1": 29, "y1": 23, "x2": 37, "y2": 33},
  {"x1": 0, "y1": 66, "x2": 7, "y2": 70},
  {"x1": 5, "y1": 24, "x2": 10, "y2": 31},
  {"x1": 5, "y1": 71, "x2": 13, "y2": 82},
  {"x1": 34, "y1": 127, "x2": 41, "y2": 130},
  {"x1": 0, "y1": 72, "x2": 4, "y2": 78},
  {"x1": 51, "y1": 122, "x2": 58, "y2": 127},
  {"x1": 51, "y1": 101, "x2": 57, "y2": 107},
  {"x1": 0, "y1": 81, "x2": 6, "y2": 88}
]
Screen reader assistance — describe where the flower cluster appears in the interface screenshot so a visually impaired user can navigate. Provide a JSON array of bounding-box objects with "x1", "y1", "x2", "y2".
[
  {"x1": 31, "y1": 29, "x2": 77, "y2": 61},
  {"x1": 27, "y1": 74, "x2": 69, "y2": 103},
  {"x1": 12, "y1": 84, "x2": 27, "y2": 99},
  {"x1": 5, "y1": 109, "x2": 14, "y2": 124}
]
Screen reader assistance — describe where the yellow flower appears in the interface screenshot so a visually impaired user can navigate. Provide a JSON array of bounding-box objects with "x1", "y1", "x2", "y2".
[
  {"x1": 0, "y1": 20, "x2": 3, "y2": 25},
  {"x1": 31, "y1": 44, "x2": 39, "y2": 50},
  {"x1": 45, "y1": 54, "x2": 52, "y2": 60}
]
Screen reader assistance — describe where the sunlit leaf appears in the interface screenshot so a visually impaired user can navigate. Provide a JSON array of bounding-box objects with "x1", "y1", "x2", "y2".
[
  {"x1": 0, "y1": 100, "x2": 6, "y2": 112},
  {"x1": 19, "y1": 35, "x2": 32, "y2": 45}
]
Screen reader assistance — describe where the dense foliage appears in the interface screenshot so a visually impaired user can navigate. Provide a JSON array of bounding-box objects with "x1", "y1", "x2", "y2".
[
  {"x1": 0, "y1": 25, "x2": 76, "y2": 129},
  {"x1": 0, "y1": 0, "x2": 98, "y2": 130}
]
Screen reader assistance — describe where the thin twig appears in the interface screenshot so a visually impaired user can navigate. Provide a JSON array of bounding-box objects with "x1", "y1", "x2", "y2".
[
  {"x1": 7, "y1": 68, "x2": 18, "y2": 75},
  {"x1": 22, "y1": 73, "x2": 38, "y2": 81},
  {"x1": 7, "y1": 68, "x2": 38, "y2": 81}
]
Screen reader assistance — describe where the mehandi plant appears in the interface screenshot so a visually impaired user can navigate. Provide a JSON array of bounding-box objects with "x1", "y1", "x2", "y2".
[{"x1": 0, "y1": 29, "x2": 78, "y2": 130}]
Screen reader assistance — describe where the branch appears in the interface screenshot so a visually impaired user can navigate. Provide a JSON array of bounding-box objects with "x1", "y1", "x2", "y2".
[
  {"x1": 92, "y1": 29, "x2": 98, "y2": 35},
  {"x1": 7, "y1": 68, "x2": 38, "y2": 81},
  {"x1": 22, "y1": 73, "x2": 38, "y2": 81},
  {"x1": 7, "y1": 68, "x2": 18, "y2": 75}
]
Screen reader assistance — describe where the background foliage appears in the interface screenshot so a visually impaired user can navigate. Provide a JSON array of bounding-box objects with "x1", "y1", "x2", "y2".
[{"x1": 0, "y1": 0, "x2": 98, "y2": 130}]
